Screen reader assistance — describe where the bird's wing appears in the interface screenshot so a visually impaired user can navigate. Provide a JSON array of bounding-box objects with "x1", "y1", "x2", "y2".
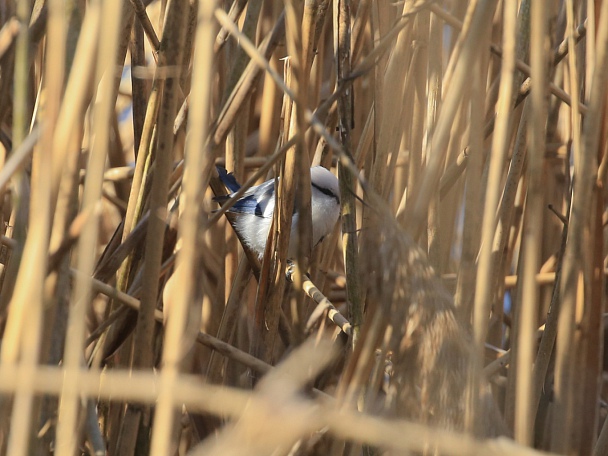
[
  {"x1": 213, "y1": 180, "x2": 275, "y2": 217},
  {"x1": 230, "y1": 180, "x2": 275, "y2": 217}
]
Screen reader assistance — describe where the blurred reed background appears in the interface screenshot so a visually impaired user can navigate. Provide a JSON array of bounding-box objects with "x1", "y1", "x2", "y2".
[{"x1": 0, "y1": 0, "x2": 607, "y2": 454}]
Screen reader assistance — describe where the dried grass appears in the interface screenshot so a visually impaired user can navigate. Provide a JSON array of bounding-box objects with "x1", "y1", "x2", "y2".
[{"x1": 0, "y1": 0, "x2": 606, "y2": 455}]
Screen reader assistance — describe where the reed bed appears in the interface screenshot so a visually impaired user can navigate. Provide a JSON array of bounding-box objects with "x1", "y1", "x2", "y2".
[{"x1": 0, "y1": 0, "x2": 606, "y2": 454}]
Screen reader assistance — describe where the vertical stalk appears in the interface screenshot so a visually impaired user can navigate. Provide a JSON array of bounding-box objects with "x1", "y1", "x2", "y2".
[
  {"x1": 4, "y1": 0, "x2": 61, "y2": 452},
  {"x1": 554, "y1": 0, "x2": 608, "y2": 452},
  {"x1": 468, "y1": 0, "x2": 514, "y2": 436},
  {"x1": 335, "y1": 0, "x2": 362, "y2": 344},
  {"x1": 149, "y1": 0, "x2": 214, "y2": 454},
  {"x1": 407, "y1": 0, "x2": 498, "y2": 239},
  {"x1": 55, "y1": 0, "x2": 123, "y2": 451},
  {"x1": 289, "y1": 0, "x2": 312, "y2": 343},
  {"x1": 515, "y1": 0, "x2": 547, "y2": 442}
]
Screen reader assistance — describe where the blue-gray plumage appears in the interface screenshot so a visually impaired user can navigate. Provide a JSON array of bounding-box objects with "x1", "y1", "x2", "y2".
[{"x1": 215, "y1": 166, "x2": 341, "y2": 258}]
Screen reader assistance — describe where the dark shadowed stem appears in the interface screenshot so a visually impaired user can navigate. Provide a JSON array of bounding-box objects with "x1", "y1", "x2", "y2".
[{"x1": 335, "y1": 0, "x2": 362, "y2": 347}]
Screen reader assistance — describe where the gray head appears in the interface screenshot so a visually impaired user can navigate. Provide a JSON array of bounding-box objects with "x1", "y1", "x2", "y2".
[{"x1": 310, "y1": 166, "x2": 340, "y2": 204}]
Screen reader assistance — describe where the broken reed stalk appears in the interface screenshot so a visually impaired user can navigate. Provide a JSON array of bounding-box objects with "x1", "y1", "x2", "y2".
[{"x1": 284, "y1": 263, "x2": 352, "y2": 336}]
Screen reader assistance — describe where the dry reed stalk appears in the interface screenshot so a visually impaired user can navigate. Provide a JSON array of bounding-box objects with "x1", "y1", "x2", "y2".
[
  {"x1": 130, "y1": 18, "x2": 147, "y2": 155},
  {"x1": 575, "y1": 4, "x2": 605, "y2": 453},
  {"x1": 0, "y1": 336, "x2": 555, "y2": 456},
  {"x1": 55, "y1": 0, "x2": 124, "y2": 451},
  {"x1": 111, "y1": 0, "x2": 190, "y2": 452},
  {"x1": 258, "y1": 54, "x2": 281, "y2": 158},
  {"x1": 254, "y1": 52, "x2": 298, "y2": 363},
  {"x1": 49, "y1": 4, "x2": 99, "y2": 207},
  {"x1": 334, "y1": 0, "x2": 362, "y2": 345},
  {"x1": 222, "y1": 1, "x2": 260, "y2": 308},
  {"x1": 2, "y1": 0, "x2": 608, "y2": 454},
  {"x1": 284, "y1": 0, "x2": 311, "y2": 345},
  {"x1": 369, "y1": 1, "x2": 412, "y2": 201},
  {"x1": 453, "y1": 63, "x2": 483, "y2": 321},
  {"x1": 211, "y1": 11, "x2": 285, "y2": 148},
  {"x1": 150, "y1": 1, "x2": 212, "y2": 452},
  {"x1": 514, "y1": 0, "x2": 549, "y2": 444},
  {"x1": 2, "y1": 0, "x2": 56, "y2": 450},
  {"x1": 77, "y1": 266, "x2": 271, "y2": 375},
  {"x1": 206, "y1": 257, "x2": 253, "y2": 382},
  {"x1": 553, "y1": 0, "x2": 608, "y2": 452},
  {"x1": 0, "y1": 9, "x2": 33, "y2": 429},
  {"x1": 39, "y1": 3, "x2": 88, "y2": 448},
  {"x1": 407, "y1": 0, "x2": 498, "y2": 240}
]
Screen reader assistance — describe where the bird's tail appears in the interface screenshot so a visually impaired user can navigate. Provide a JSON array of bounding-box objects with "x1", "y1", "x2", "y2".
[{"x1": 216, "y1": 166, "x2": 241, "y2": 193}]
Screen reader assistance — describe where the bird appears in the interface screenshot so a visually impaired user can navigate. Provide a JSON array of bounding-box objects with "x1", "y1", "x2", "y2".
[{"x1": 215, "y1": 166, "x2": 341, "y2": 258}]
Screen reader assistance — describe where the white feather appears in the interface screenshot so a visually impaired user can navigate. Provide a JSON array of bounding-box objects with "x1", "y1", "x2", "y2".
[{"x1": 223, "y1": 167, "x2": 341, "y2": 258}]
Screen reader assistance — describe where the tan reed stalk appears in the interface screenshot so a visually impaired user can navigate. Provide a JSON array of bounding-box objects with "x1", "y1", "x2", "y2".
[
  {"x1": 222, "y1": 3, "x2": 262, "y2": 301},
  {"x1": 3, "y1": 0, "x2": 63, "y2": 452},
  {"x1": 290, "y1": 0, "x2": 316, "y2": 343},
  {"x1": 206, "y1": 257, "x2": 253, "y2": 383},
  {"x1": 0, "y1": 0, "x2": 33, "y2": 381},
  {"x1": 568, "y1": 3, "x2": 603, "y2": 451},
  {"x1": 38, "y1": 5, "x2": 90, "y2": 447},
  {"x1": 77, "y1": 266, "x2": 271, "y2": 374},
  {"x1": 118, "y1": 80, "x2": 159, "y2": 245},
  {"x1": 441, "y1": 0, "x2": 478, "y2": 95},
  {"x1": 223, "y1": 132, "x2": 244, "y2": 304},
  {"x1": 553, "y1": 0, "x2": 608, "y2": 452},
  {"x1": 50, "y1": 6, "x2": 100, "y2": 208},
  {"x1": 130, "y1": 18, "x2": 147, "y2": 154},
  {"x1": 437, "y1": 101, "x2": 469, "y2": 271},
  {"x1": 459, "y1": 55, "x2": 484, "y2": 433},
  {"x1": 135, "y1": 0, "x2": 187, "y2": 374},
  {"x1": 0, "y1": 19, "x2": 19, "y2": 61},
  {"x1": 104, "y1": 35, "x2": 162, "y2": 395},
  {"x1": 214, "y1": 0, "x2": 247, "y2": 54},
  {"x1": 356, "y1": 6, "x2": 394, "y2": 345},
  {"x1": 454, "y1": 58, "x2": 483, "y2": 319},
  {"x1": 258, "y1": 55, "x2": 281, "y2": 158},
  {"x1": 131, "y1": 0, "x2": 160, "y2": 52},
  {"x1": 384, "y1": 38, "x2": 418, "y2": 207},
  {"x1": 114, "y1": 1, "x2": 189, "y2": 453},
  {"x1": 55, "y1": 0, "x2": 124, "y2": 451},
  {"x1": 489, "y1": 103, "x2": 526, "y2": 351},
  {"x1": 487, "y1": 2, "x2": 533, "y2": 345},
  {"x1": 255, "y1": 54, "x2": 298, "y2": 363},
  {"x1": 334, "y1": 0, "x2": 363, "y2": 344},
  {"x1": 0, "y1": 360, "x2": 556, "y2": 456},
  {"x1": 430, "y1": 2, "x2": 508, "y2": 434},
  {"x1": 351, "y1": 0, "x2": 371, "y2": 67},
  {"x1": 407, "y1": 1, "x2": 498, "y2": 240},
  {"x1": 369, "y1": 1, "x2": 412, "y2": 201},
  {"x1": 211, "y1": 11, "x2": 286, "y2": 147},
  {"x1": 514, "y1": 0, "x2": 549, "y2": 444},
  {"x1": 414, "y1": 11, "x2": 432, "y2": 253},
  {"x1": 149, "y1": 0, "x2": 214, "y2": 454},
  {"x1": 0, "y1": 128, "x2": 40, "y2": 196}
]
